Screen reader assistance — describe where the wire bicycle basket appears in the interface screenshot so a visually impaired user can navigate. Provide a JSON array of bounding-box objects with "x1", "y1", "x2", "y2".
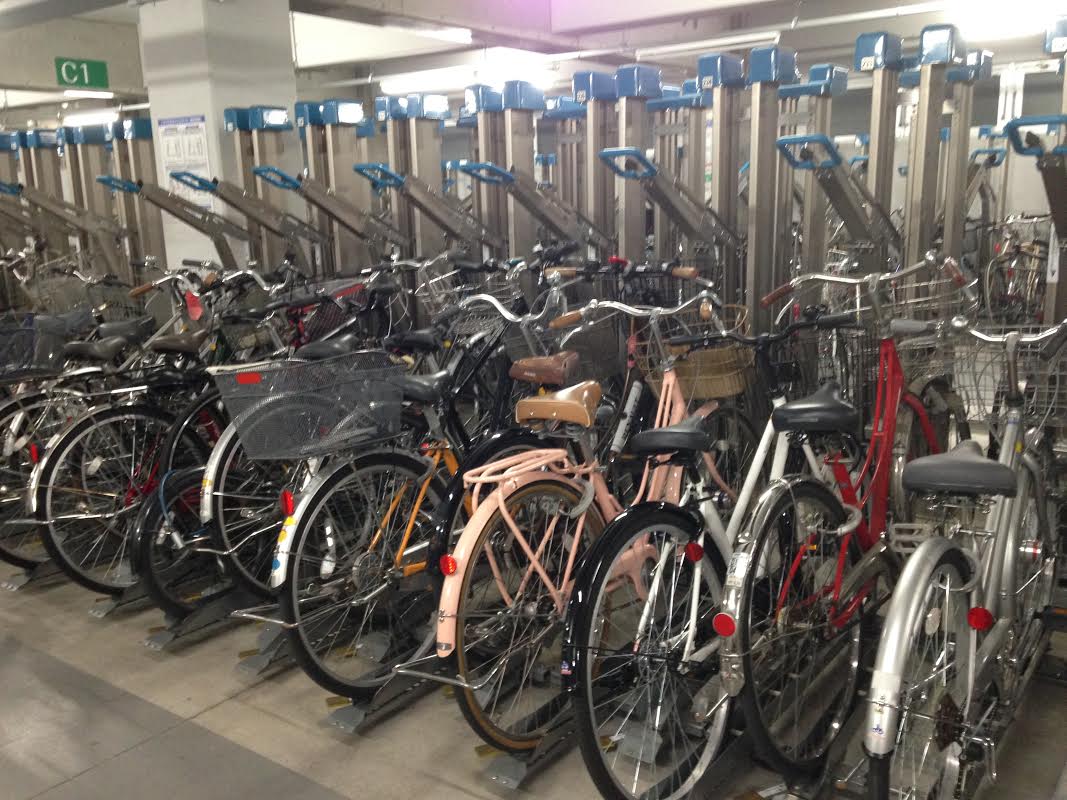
[{"x1": 210, "y1": 350, "x2": 405, "y2": 460}]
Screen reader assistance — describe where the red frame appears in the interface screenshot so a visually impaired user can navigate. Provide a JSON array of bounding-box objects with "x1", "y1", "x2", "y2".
[{"x1": 775, "y1": 336, "x2": 942, "y2": 628}]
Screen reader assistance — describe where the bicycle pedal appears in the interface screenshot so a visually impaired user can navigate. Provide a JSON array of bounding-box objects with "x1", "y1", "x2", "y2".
[{"x1": 325, "y1": 695, "x2": 351, "y2": 709}]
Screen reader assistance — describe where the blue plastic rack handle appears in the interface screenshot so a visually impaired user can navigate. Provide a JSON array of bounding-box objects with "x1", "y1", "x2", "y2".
[
  {"x1": 1002, "y1": 115, "x2": 1067, "y2": 156},
  {"x1": 457, "y1": 161, "x2": 515, "y2": 185},
  {"x1": 0, "y1": 180, "x2": 21, "y2": 197},
  {"x1": 170, "y1": 171, "x2": 217, "y2": 192},
  {"x1": 598, "y1": 147, "x2": 658, "y2": 179},
  {"x1": 353, "y1": 162, "x2": 405, "y2": 190},
  {"x1": 253, "y1": 165, "x2": 301, "y2": 191},
  {"x1": 969, "y1": 147, "x2": 1006, "y2": 167},
  {"x1": 776, "y1": 134, "x2": 843, "y2": 170},
  {"x1": 95, "y1": 175, "x2": 140, "y2": 194}
]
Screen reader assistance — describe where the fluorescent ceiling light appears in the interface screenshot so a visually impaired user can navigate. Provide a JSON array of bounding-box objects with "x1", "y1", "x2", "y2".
[
  {"x1": 291, "y1": 12, "x2": 472, "y2": 69},
  {"x1": 63, "y1": 109, "x2": 119, "y2": 127},
  {"x1": 951, "y1": 0, "x2": 1061, "y2": 41},
  {"x1": 63, "y1": 89, "x2": 114, "y2": 100}
]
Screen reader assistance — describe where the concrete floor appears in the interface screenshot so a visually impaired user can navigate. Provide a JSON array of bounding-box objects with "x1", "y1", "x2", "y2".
[{"x1": 0, "y1": 567, "x2": 1064, "y2": 800}]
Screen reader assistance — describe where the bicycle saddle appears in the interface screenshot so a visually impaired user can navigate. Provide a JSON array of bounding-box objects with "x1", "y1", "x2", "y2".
[
  {"x1": 149, "y1": 329, "x2": 209, "y2": 356},
  {"x1": 629, "y1": 414, "x2": 713, "y2": 457},
  {"x1": 509, "y1": 351, "x2": 578, "y2": 386},
  {"x1": 516, "y1": 380, "x2": 601, "y2": 428},
  {"x1": 383, "y1": 328, "x2": 440, "y2": 354},
  {"x1": 772, "y1": 381, "x2": 859, "y2": 435},
  {"x1": 902, "y1": 440, "x2": 1017, "y2": 497},
  {"x1": 96, "y1": 315, "x2": 155, "y2": 343},
  {"x1": 394, "y1": 369, "x2": 450, "y2": 404},
  {"x1": 63, "y1": 335, "x2": 130, "y2": 362},
  {"x1": 294, "y1": 333, "x2": 359, "y2": 360}
]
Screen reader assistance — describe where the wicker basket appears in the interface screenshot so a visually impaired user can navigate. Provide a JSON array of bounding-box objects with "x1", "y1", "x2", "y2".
[{"x1": 638, "y1": 304, "x2": 752, "y2": 399}]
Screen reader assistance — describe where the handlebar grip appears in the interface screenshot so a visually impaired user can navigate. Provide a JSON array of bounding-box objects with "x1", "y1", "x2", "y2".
[
  {"x1": 545, "y1": 267, "x2": 577, "y2": 279},
  {"x1": 128, "y1": 282, "x2": 156, "y2": 299},
  {"x1": 889, "y1": 319, "x2": 939, "y2": 337},
  {"x1": 181, "y1": 259, "x2": 206, "y2": 269},
  {"x1": 608, "y1": 255, "x2": 629, "y2": 269},
  {"x1": 815, "y1": 311, "x2": 861, "y2": 330},
  {"x1": 670, "y1": 266, "x2": 698, "y2": 280},
  {"x1": 761, "y1": 282, "x2": 794, "y2": 308},
  {"x1": 433, "y1": 306, "x2": 464, "y2": 328},
  {"x1": 203, "y1": 272, "x2": 218, "y2": 287},
  {"x1": 549, "y1": 310, "x2": 583, "y2": 330}
]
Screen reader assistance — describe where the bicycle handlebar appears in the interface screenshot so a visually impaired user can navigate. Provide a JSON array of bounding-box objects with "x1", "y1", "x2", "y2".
[{"x1": 668, "y1": 309, "x2": 861, "y2": 350}]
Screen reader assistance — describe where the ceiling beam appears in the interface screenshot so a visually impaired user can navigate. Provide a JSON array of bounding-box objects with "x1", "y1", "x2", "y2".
[{"x1": 0, "y1": 0, "x2": 121, "y2": 28}]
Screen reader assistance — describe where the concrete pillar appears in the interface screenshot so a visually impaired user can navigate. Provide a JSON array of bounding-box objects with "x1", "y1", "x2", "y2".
[{"x1": 138, "y1": 0, "x2": 299, "y2": 266}]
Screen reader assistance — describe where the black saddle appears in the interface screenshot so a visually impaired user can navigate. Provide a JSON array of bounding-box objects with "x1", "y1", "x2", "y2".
[
  {"x1": 295, "y1": 333, "x2": 359, "y2": 361},
  {"x1": 629, "y1": 415, "x2": 712, "y2": 457},
  {"x1": 902, "y1": 440, "x2": 1017, "y2": 497},
  {"x1": 150, "y1": 329, "x2": 209, "y2": 356},
  {"x1": 394, "y1": 370, "x2": 450, "y2": 405},
  {"x1": 772, "y1": 382, "x2": 859, "y2": 435},
  {"x1": 97, "y1": 315, "x2": 155, "y2": 344},
  {"x1": 384, "y1": 328, "x2": 441, "y2": 354},
  {"x1": 63, "y1": 336, "x2": 129, "y2": 362}
]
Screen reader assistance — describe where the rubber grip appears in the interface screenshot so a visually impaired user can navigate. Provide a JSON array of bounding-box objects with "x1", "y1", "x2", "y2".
[
  {"x1": 671, "y1": 266, "x2": 698, "y2": 280},
  {"x1": 549, "y1": 310, "x2": 583, "y2": 330},
  {"x1": 545, "y1": 267, "x2": 577, "y2": 279},
  {"x1": 761, "y1": 282, "x2": 794, "y2": 307},
  {"x1": 889, "y1": 319, "x2": 937, "y2": 337},
  {"x1": 128, "y1": 282, "x2": 155, "y2": 298},
  {"x1": 815, "y1": 311, "x2": 860, "y2": 329}
]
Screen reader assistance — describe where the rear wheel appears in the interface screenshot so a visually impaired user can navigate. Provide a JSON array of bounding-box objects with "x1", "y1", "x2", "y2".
[
  {"x1": 571, "y1": 510, "x2": 728, "y2": 800},
  {"x1": 737, "y1": 481, "x2": 865, "y2": 774},
  {"x1": 453, "y1": 480, "x2": 604, "y2": 752}
]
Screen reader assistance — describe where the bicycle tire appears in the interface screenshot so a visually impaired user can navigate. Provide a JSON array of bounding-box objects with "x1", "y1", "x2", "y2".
[
  {"x1": 280, "y1": 450, "x2": 448, "y2": 699},
  {"x1": 34, "y1": 404, "x2": 192, "y2": 595},
  {"x1": 158, "y1": 387, "x2": 227, "y2": 475},
  {"x1": 569, "y1": 504, "x2": 729, "y2": 800},
  {"x1": 736, "y1": 479, "x2": 862, "y2": 775},
  {"x1": 136, "y1": 467, "x2": 228, "y2": 620},
  {"x1": 453, "y1": 478, "x2": 605, "y2": 753}
]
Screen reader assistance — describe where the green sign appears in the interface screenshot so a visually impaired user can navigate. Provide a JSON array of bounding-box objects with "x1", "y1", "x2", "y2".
[{"x1": 54, "y1": 57, "x2": 109, "y2": 90}]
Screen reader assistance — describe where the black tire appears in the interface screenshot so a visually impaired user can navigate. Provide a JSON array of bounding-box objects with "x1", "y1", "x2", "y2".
[
  {"x1": 570, "y1": 505, "x2": 728, "y2": 800},
  {"x1": 453, "y1": 479, "x2": 605, "y2": 753},
  {"x1": 35, "y1": 405, "x2": 197, "y2": 595},
  {"x1": 701, "y1": 404, "x2": 761, "y2": 497},
  {"x1": 208, "y1": 427, "x2": 297, "y2": 598},
  {"x1": 737, "y1": 480, "x2": 862, "y2": 776},
  {"x1": 158, "y1": 388, "x2": 228, "y2": 474},
  {"x1": 0, "y1": 390, "x2": 88, "y2": 568},
  {"x1": 281, "y1": 450, "x2": 448, "y2": 699}
]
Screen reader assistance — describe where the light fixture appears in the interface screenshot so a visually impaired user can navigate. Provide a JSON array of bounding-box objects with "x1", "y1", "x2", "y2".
[
  {"x1": 62, "y1": 89, "x2": 115, "y2": 100},
  {"x1": 951, "y1": 0, "x2": 1061, "y2": 42},
  {"x1": 62, "y1": 109, "x2": 119, "y2": 127}
]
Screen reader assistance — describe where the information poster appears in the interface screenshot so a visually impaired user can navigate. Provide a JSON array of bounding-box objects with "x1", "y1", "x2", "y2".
[{"x1": 158, "y1": 114, "x2": 212, "y2": 210}]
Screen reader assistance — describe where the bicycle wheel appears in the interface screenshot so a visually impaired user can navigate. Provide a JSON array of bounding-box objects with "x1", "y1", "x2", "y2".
[
  {"x1": 0, "y1": 390, "x2": 87, "y2": 568},
  {"x1": 702, "y1": 404, "x2": 760, "y2": 497},
  {"x1": 35, "y1": 405, "x2": 195, "y2": 595},
  {"x1": 281, "y1": 450, "x2": 446, "y2": 699},
  {"x1": 866, "y1": 547, "x2": 973, "y2": 800},
  {"x1": 136, "y1": 467, "x2": 228, "y2": 620},
  {"x1": 453, "y1": 479, "x2": 605, "y2": 752},
  {"x1": 736, "y1": 480, "x2": 864, "y2": 774},
  {"x1": 208, "y1": 423, "x2": 299, "y2": 598},
  {"x1": 158, "y1": 387, "x2": 227, "y2": 474},
  {"x1": 570, "y1": 507, "x2": 729, "y2": 800}
]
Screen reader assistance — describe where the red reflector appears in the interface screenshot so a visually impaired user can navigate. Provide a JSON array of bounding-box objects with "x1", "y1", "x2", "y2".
[
  {"x1": 712, "y1": 612, "x2": 737, "y2": 638},
  {"x1": 279, "y1": 489, "x2": 295, "y2": 516},
  {"x1": 684, "y1": 541, "x2": 704, "y2": 562},
  {"x1": 236, "y1": 372, "x2": 262, "y2": 385},
  {"x1": 29, "y1": 443, "x2": 39, "y2": 464},
  {"x1": 967, "y1": 606, "x2": 994, "y2": 632},
  {"x1": 439, "y1": 554, "x2": 458, "y2": 576}
]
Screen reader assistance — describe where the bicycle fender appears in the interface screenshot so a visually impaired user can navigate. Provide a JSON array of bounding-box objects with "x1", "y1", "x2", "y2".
[
  {"x1": 199, "y1": 422, "x2": 241, "y2": 524},
  {"x1": 559, "y1": 501, "x2": 704, "y2": 691},
  {"x1": 435, "y1": 470, "x2": 588, "y2": 657},
  {"x1": 717, "y1": 476, "x2": 818, "y2": 696},
  {"x1": 864, "y1": 536, "x2": 970, "y2": 757}
]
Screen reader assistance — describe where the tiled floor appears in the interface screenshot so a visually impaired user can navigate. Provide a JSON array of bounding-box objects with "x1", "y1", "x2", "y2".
[{"x1": 0, "y1": 567, "x2": 1063, "y2": 800}]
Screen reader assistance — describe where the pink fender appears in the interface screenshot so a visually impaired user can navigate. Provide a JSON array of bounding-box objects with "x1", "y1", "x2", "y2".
[{"x1": 435, "y1": 470, "x2": 588, "y2": 656}]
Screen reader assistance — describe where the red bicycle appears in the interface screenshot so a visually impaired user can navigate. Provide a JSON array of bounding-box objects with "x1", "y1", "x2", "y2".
[{"x1": 715, "y1": 253, "x2": 977, "y2": 775}]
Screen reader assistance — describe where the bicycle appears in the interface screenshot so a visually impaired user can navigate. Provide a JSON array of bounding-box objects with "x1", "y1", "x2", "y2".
[{"x1": 863, "y1": 314, "x2": 1063, "y2": 800}]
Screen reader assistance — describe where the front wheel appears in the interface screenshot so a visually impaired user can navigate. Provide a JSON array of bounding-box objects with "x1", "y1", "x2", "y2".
[
  {"x1": 570, "y1": 507, "x2": 728, "y2": 800},
  {"x1": 736, "y1": 481, "x2": 863, "y2": 775}
]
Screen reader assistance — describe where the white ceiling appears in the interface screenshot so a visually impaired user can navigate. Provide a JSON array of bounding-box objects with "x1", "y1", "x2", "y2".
[{"x1": 290, "y1": 12, "x2": 470, "y2": 68}]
